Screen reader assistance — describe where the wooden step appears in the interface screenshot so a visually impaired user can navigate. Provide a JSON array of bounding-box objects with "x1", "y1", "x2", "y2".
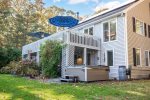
[{"x1": 60, "y1": 78, "x2": 73, "y2": 82}]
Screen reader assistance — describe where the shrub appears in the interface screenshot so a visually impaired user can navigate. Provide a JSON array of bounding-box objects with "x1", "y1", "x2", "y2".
[
  {"x1": 0, "y1": 61, "x2": 22, "y2": 75},
  {"x1": 22, "y1": 60, "x2": 41, "y2": 77},
  {"x1": 0, "y1": 66, "x2": 11, "y2": 74},
  {"x1": 0, "y1": 60, "x2": 41, "y2": 78},
  {"x1": 0, "y1": 47, "x2": 21, "y2": 69},
  {"x1": 40, "y1": 40, "x2": 63, "y2": 78}
]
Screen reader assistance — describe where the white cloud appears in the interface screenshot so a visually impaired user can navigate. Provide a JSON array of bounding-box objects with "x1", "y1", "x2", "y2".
[
  {"x1": 68, "y1": 0, "x2": 99, "y2": 4},
  {"x1": 53, "y1": 0, "x2": 61, "y2": 3},
  {"x1": 94, "y1": 1, "x2": 121, "y2": 12}
]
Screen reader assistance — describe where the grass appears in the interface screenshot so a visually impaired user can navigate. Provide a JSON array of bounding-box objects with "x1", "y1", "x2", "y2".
[{"x1": 0, "y1": 74, "x2": 150, "y2": 100}]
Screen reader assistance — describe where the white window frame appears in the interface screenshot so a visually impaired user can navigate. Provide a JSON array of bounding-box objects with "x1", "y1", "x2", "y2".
[
  {"x1": 83, "y1": 26, "x2": 94, "y2": 35},
  {"x1": 145, "y1": 50, "x2": 149, "y2": 66},
  {"x1": 135, "y1": 18, "x2": 144, "y2": 36},
  {"x1": 103, "y1": 18, "x2": 117, "y2": 42},
  {"x1": 135, "y1": 48, "x2": 142, "y2": 66}
]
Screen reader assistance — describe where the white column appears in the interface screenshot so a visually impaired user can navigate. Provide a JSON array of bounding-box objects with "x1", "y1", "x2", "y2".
[
  {"x1": 83, "y1": 48, "x2": 87, "y2": 66},
  {"x1": 84, "y1": 48, "x2": 87, "y2": 81},
  {"x1": 97, "y1": 50, "x2": 101, "y2": 65},
  {"x1": 67, "y1": 32, "x2": 70, "y2": 44}
]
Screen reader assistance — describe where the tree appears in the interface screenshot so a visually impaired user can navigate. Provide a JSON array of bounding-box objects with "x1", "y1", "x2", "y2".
[
  {"x1": 40, "y1": 40, "x2": 63, "y2": 77},
  {"x1": 0, "y1": 0, "x2": 77, "y2": 48}
]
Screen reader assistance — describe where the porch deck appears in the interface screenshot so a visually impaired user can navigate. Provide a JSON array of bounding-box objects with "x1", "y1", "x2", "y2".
[{"x1": 64, "y1": 66, "x2": 109, "y2": 82}]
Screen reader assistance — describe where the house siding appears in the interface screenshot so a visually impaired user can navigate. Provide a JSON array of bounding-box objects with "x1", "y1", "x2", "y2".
[
  {"x1": 100, "y1": 16, "x2": 126, "y2": 80},
  {"x1": 73, "y1": 15, "x2": 126, "y2": 80},
  {"x1": 126, "y1": 0, "x2": 150, "y2": 79}
]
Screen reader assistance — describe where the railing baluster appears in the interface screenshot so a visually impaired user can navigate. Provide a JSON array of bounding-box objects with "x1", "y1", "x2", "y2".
[{"x1": 66, "y1": 31, "x2": 100, "y2": 48}]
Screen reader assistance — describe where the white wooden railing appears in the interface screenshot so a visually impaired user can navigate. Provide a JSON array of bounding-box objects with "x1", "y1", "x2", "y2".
[{"x1": 63, "y1": 31, "x2": 100, "y2": 49}]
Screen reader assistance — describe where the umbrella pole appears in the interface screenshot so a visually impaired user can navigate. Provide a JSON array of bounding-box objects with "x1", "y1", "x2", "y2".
[{"x1": 56, "y1": 26, "x2": 59, "y2": 32}]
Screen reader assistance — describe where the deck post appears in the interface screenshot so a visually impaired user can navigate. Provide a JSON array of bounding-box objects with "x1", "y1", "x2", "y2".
[
  {"x1": 84, "y1": 48, "x2": 87, "y2": 66},
  {"x1": 84, "y1": 48, "x2": 87, "y2": 81}
]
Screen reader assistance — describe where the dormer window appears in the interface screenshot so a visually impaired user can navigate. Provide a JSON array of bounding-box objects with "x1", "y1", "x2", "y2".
[{"x1": 84, "y1": 27, "x2": 93, "y2": 35}]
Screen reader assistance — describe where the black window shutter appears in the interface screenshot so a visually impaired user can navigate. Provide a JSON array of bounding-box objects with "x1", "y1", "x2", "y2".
[
  {"x1": 144, "y1": 23, "x2": 147, "y2": 37},
  {"x1": 148, "y1": 25, "x2": 150, "y2": 38},
  {"x1": 133, "y1": 48, "x2": 136, "y2": 66},
  {"x1": 132, "y1": 17, "x2": 136, "y2": 32}
]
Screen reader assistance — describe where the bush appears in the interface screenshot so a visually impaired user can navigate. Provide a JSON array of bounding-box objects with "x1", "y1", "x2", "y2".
[
  {"x1": 0, "y1": 60, "x2": 41, "y2": 78},
  {"x1": 0, "y1": 66, "x2": 11, "y2": 74},
  {"x1": 40, "y1": 40, "x2": 63, "y2": 78},
  {"x1": 0, "y1": 47, "x2": 21, "y2": 69},
  {"x1": 22, "y1": 60, "x2": 41, "y2": 77}
]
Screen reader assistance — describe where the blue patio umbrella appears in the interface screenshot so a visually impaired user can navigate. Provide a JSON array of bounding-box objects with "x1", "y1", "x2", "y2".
[{"x1": 49, "y1": 16, "x2": 79, "y2": 28}]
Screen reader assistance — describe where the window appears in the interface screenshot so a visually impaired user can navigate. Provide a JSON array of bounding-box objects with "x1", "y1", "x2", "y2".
[
  {"x1": 89, "y1": 27, "x2": 93, "y2": 35},
  {"x1": 136, "y1": 48, "x2": 141, "y2": 66},
  {"x1": 74, "y1": 47, "x2": 84, "y2": 65},
  {"x1": 84, "y1": 27, "x2": 93, "y2": 35},
  {"x1": 23, "y1": 54, "x2": 28, "y2": 59},
  {"x1": 135, "y1": 19, "x2": 144, "y2": 35},
  {"x1": 145, "y1": 51, "x2": 149, "y2": 66},
  {"x1": 103, "y1": 19, "x2": 116, "y2": 42},
  {"x1": 84, "y1": 29, "x2": 88, "y2": 34}
]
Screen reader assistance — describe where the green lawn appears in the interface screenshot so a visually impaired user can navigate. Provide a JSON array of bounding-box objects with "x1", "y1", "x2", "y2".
[{"x1": 0, "y1": 74, "x2": 150, "y2": 100}]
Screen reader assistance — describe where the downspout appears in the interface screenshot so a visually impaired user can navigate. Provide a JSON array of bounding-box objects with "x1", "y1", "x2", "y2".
[{"x1": 124, "y1": 12, "x2": 129, "y2": 69}]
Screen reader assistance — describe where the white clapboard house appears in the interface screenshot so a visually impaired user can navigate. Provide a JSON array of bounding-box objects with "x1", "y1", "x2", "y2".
[{"x1": 22, "y1": 0, "x2": 150, "y2": 81}]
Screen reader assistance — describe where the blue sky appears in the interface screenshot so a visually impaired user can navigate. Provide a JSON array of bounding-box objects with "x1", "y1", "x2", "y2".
[{"x1": 43, "y1": 0, "x2": 128, "y2": 16}]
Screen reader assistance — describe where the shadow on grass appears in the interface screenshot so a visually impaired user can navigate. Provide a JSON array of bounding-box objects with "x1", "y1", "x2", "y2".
[{"x1": 0, "y1": 74, "x2": 150, "y2": 100}]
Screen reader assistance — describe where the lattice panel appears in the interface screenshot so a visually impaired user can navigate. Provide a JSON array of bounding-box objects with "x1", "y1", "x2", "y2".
[
  {"x1": 68, "y1": 45, "x2": 75, "y2": 67},
  {"x1": 61, "y1": 47, "x2": 67, "y2": 78}
]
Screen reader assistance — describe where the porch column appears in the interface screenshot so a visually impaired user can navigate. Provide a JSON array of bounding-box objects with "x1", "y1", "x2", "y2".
[
  {"x1": 84, "y1": 48, "x2": 87, "y2": 66},
  {"x1": 84, "y1": 48, "x2": 87, "y2": 81}
]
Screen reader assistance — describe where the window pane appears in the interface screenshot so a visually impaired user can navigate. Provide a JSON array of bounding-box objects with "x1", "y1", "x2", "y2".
[
  {"x1": 145, "y1": 51, "x2": 149, "y2": 66},
  {"x1": 89, "y1": 27, "x2": 93, "y2": 35},
  {"x1": 103, "y1": 22, "x2": 109, "y2": 42},
  {"x1": 110, "y1": 20, "x2": 116, "y2": 41},
  {"x1": 84, "y1": 29, "x2": 88, "y2": 34},
  {"x1": 136, "y1": 20, "x2": 140, "y2": 34},
  {"x1": 136, "y1": 49, "x2": 141, "y2": 65},
  {"x1": 140, "y1": 22, "x2": 144, "y2": 34},
  {"x1": 136, "y1": 19, "x2": 144, "y2": 35}
]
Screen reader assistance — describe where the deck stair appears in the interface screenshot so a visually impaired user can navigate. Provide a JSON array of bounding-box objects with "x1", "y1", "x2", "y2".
[{"x1": 60, "y1": 75, "x2": 78, "y2": 82}]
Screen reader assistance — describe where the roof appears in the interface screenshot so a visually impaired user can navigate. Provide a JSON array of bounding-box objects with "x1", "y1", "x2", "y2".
[
  {"x1": 29, "y1": 32, "x2": 50, "y2": 39},
  {"x1": 71, "y1": 0, "x2": 138, "y2": 29}
]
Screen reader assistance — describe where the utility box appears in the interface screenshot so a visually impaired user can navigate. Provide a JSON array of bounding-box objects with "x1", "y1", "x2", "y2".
[{"x1": 118, "y1": 66, "x2": 127, "y2": 81}]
